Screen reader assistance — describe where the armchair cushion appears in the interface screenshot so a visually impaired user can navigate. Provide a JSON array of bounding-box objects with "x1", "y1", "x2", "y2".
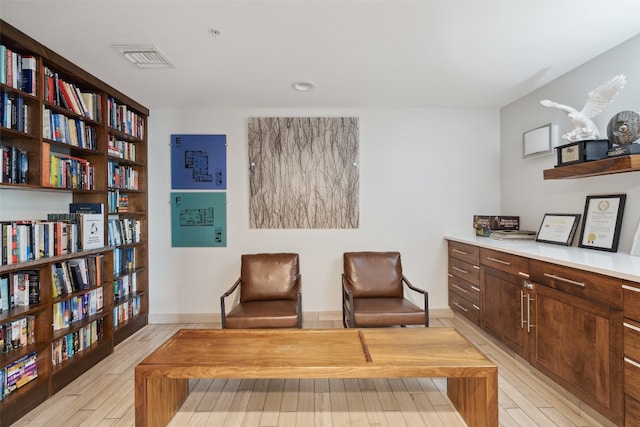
[
  {"x1": 352, "y1": 298, "x2": 426, "y2": 327},
  {"x1": 343, "y1": 251, "x2": 403, "y2": 298},
  {"x1": 240, "y1": 253, "x2": 300, "y2": 302},
  {"x1": 224, "y1": 300, "x2": 300, "y2": 329}
]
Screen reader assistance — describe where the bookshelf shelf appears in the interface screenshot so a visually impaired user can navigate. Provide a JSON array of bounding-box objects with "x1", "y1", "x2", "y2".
[{"x1": 0, "y1": 19, "x2": 149, "y2": 425}]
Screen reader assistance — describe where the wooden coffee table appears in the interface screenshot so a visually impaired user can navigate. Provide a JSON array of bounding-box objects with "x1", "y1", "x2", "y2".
[{"x1": 135, "y1": 328, "x2": 497, "y2": 426}]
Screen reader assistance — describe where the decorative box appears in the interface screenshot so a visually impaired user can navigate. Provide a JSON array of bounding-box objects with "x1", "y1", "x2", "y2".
[
  {"x1": 555, "y1": 139, "x2": 611, "y2": 167},
  {"x1": 607, "y1": 143, "x2": 640, "y2": 157},
  {"x1": 473, "y1": 215, "x2": 520, "y2": 237}
]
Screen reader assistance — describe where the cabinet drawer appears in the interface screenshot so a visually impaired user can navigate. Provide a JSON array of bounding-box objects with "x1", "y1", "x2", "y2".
[
  {"x1": 448, "y1": 274, "x2": 481, "y2": 306},
  {"x1": 625, "y1": 356, "x2": 640, "y2": 401},
  {"x1": 625, "y1": 319, "x2": 640, "y2": 362},
  {"x1": 448, "y1": 241, "x2": 479, "y2": 264},
  {"x1": 623, "y1": 281, "x2": 640, "y2": 321},
  {"x1": 480, "y1": 248, "x2": 529, "y2": 277},
  {"x1": 626, "y1": 394, "x2": 640, "y2": 427},
  {"x1": 449, "y1": 290, "x2": 480, "y2": 324},
  {"x1": 449, "y1": 257, "x2": 480, "y2": 286},
  {"x1": 530, "y1": 259, "x2": 622, "y2": 309}
]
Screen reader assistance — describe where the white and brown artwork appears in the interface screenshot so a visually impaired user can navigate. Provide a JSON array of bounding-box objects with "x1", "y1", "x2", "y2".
[{"x1": 248, "y1": 117, "x2": 359, "y2": 229}]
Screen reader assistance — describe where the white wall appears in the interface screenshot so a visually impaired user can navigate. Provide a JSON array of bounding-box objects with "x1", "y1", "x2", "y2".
[
  {"x1": 147, "y1": 109, "x2": 500, "y2": 319},
  {"x1": 500, "y1": 34, "x2": 640, "y2": 252}
]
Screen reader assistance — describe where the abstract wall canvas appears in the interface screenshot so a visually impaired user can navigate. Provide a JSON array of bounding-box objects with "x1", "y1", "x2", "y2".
[
  {"x1": 171, "y1": 192, "x2": 227, "y2": 247},
  {"x1": 171, "y1": 134, "x2": 226, "y2": 189},
  {"x1": 248, "y1": 117, "x2": 359, "y2": 229}
]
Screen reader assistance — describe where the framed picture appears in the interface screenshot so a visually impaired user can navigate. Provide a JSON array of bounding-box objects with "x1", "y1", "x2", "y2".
[
  {"x1": 578, "y1": 194, "x2": 626, "y2": 252},
  {"x1": 535, "y1": 213, "x2": 581, "y2": 246},
  {"x1": 631, "y1": 220, "x2": 640, "y2": 257},
  {"x1": 523, "y1": 123, "x2": 553, "y2": 158}
]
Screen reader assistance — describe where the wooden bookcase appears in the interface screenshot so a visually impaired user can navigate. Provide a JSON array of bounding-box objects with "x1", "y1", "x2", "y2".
[{"x1": 0, "y1": 19, "x2": 149, "y2": 425}]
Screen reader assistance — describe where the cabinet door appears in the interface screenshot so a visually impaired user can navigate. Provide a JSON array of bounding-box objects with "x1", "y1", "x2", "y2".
[
  {"x1": 481, "y1": 266, "x2": 529, "y2": 358},
  {"x1": 531, "y1": 284, "x2": 624, "y2": 425}
]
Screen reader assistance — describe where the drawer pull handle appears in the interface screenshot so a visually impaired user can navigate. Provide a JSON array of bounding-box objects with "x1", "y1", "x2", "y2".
[
  {"x1": 452, "y1": 266, "x2": 468, "y2": 275},
  {"x1": 452, "y1": 284, "x2": 468, "y2": 293},
  {"x1": 473, "y1": 265, "x2": 480, "y2": 270},
  {"x1": 518, "y1": 272, "x2": 530, "y2": 278},
  {"x1": 471, "y1": 285, "x2": 480, "y2": 292},
  {"x1": 452, "y1": 249, "x2": 468, "y2": 255},
  {"x1": 452, "y1": 301, "x2": 469, "y2": 312},
  {"x1": 625, "y1": 357, "x2": 640, "y2": 369},
  {"x1": 624, "y1": 322, "x2": 640, "y2": 333},
  {"x1": 622, "y1": 284, "x2": 640, "y2": 293},
  {"x1": 486, "y1": 256, "x2": 510, "y2": 266},
  {"x1": 472, "y1": 304, "x2": 480, "y2": 310},
  {"x1": 543, "y1": 273, "x2": 585, "y2": 288}
]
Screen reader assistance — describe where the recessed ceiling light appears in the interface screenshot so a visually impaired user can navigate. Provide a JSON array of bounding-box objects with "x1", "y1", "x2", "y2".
[{"x1": 292, "y1": 81, "x2": 315, "y2": 92}]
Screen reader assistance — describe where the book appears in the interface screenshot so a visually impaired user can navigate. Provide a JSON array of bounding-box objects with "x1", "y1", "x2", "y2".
[
  {"x1": 69, "y1": 202, "x2": 104, "y2": 214},
  {"x1": 489, "y1": 230, "x2": 537, "y2": 241},
  {"x1": 12, "y1": 271, "x2": 30, "y2": 306},
  {"x1": 20, "y1": 55, "x2": 36, "y2": 95},
  {"x1": 0, "y1": 274, "x2": 9, "y2": 311},
  {"x1": 79, "y1": 213, "x2": 104, "y2": 250}
]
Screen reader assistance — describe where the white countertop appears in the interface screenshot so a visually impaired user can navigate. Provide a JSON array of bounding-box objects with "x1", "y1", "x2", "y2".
[{"x1": 445, "y1": 232, "x2": 640, "y2": 283}]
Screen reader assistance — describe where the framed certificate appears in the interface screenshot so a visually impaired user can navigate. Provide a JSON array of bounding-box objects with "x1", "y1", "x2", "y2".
[
  {"x1": 578, "y1": 194, "x2": 626, "y2": 252},
  {"x1": 535, "y1": 213, "x2": 581, "y2": 246}
]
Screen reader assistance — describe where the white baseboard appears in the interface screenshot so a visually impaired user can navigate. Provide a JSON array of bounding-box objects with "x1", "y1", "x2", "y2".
[{"x1": 148, "y1": 308, "x2": 453, "y2": 325}]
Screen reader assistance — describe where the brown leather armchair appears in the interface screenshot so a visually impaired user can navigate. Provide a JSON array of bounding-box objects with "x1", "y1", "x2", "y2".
[
  {"x1": 342, "y1": 251, "x2": 429, "y2": 328},
  {"x1": 220, "y1": 253, "x2": 302, "y2": 329}
]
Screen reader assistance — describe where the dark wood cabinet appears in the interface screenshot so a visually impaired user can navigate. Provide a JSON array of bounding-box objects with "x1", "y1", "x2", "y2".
[
  {"x1": 531, "y1": 282, "x2": 623, "y2": 425},
  {"x1": 447, "y1": 238, "x2": 631, "y2": 426},
  {"x1": 623, "y1": 281, "x2": 640, "y2": 427},
  {"x1": 479, "y1": 248, "x2": 531, "y2": 358},
  {"x1": 448, "y1": 241, "x2": 481, "y2": 325},
  {"x1": 481, "y1": 266, "x2": 532, "y2": 358}
]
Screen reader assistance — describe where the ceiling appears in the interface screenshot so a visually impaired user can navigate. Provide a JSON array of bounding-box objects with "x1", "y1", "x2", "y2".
[{"x1": 1, "y1": 1, "x2": 639, "y2": 111}]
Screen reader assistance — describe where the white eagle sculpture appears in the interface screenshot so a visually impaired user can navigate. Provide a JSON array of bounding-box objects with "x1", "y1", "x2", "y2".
[{"x1": 540, "y1": 74, "x2": 627, "y2": 142}]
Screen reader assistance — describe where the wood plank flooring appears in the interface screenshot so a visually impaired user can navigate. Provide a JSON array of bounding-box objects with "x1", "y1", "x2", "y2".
[{"x1": 10, "y1": 316, "x2": 614, "y2": 426}]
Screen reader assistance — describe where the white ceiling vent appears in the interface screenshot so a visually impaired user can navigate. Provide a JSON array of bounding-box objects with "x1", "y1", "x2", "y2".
[{"x1": 112, "y1": 45, "x2": 175, "y2": 69}]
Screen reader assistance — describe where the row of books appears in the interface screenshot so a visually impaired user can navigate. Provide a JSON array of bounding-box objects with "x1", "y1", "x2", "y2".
[
  {"x1": 108, "y1": 98, "x2": 145, "y2": 139},
  {"x1": 1, "y1": 215, "x2": 104, "y2": 266},
  {"x1": 0, "y1": 315, "x2": 36, "y2": 355},
  {"x1": 107, "y1": 135, "x2": 137, "y2": 161},
  {"x1": 43, "y1": 108, "x2": 98, "y2": 149},
  {"x1": 43, "y1": 66, "x2": 101, "y2": 121},
  {"x1": 113, "y1": 247, "x2": 136, "y2": 276},
  {"x1": 0, "y1": 45, "x2": 36, "y2": 95},
  {"x1": 113, "y1": 272, "x2": 137, "y2": 301},
  {"x1": 113, "y1": 296, "x2": 140, "y2": 328},
  {"x1": 108, "y1": 217, "x2": 141, "y2": 247},
  {"x1": 1, "y1": 92, "x2": 30, "y2": 133},
  {"x1": 0, "y1": 144, "x2": 28, "y2": 184},
  {"x1": 52, "y1": 287, "x2": 104, "y2": 331},
  {"x1": 43, "y1": 148, "x2": 96, "y2": 190},
  {"x1": 52, "y1": 318, "x2": 105, "y2": 366},
  {"x1": 0, "y1": 271, "x2": 39, "y2": 311},
  {"x1": 0, "y1": 351, "x2": 38, "y2": 401},
  {"x1": 51, "y1": 255, "x2": 104, "y2": 298},
  {"x1": 108, "y1": 190, "x2": 130, "y2": 213},
  {"x1": 108, "y1": 162, "x2": 139, "y2": 190}
]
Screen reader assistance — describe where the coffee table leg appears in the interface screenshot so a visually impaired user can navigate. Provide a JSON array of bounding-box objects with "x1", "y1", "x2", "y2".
[
  {"x1": 135, "y1": 369, "x2": 189, "y2": 427},
  {"x1": 447, "y1": 369, "x2": 498, "y2": 427}
]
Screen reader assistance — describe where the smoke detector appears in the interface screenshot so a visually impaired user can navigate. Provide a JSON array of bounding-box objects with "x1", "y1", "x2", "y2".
[{"x1": 112, "y1": 44, "x2": 175, "y2": 69}]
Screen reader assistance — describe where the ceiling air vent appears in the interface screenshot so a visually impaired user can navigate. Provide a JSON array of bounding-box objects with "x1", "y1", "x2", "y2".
[{"x1": 112, "y1": 44, "x2": 175, "y2": 69}]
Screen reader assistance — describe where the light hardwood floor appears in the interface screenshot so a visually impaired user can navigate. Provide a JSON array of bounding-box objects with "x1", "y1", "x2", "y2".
[{"x1": 11, "y1": 316, "x2": 614, "y2": 427}]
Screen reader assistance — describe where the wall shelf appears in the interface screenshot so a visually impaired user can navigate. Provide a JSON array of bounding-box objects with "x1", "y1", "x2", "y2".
[{"x1": 543, "y1": 154, "x2": 640, "y2": 179}]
